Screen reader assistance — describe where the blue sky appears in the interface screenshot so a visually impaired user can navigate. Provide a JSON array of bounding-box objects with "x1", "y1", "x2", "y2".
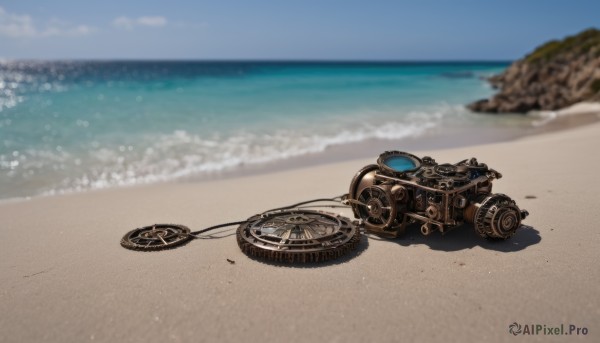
[{"x1": 0, "y1": 0, "x2": 598, "y2": 60}]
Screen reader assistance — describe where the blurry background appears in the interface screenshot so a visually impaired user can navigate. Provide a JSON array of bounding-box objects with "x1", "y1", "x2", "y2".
[{"x1": 1, "y1": 1, "x2": 599, "y2": 200}]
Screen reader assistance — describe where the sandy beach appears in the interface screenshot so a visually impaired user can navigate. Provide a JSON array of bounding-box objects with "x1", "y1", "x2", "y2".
[{"x1": 1, "y1": 118, "x2": 600, "y2": 342}]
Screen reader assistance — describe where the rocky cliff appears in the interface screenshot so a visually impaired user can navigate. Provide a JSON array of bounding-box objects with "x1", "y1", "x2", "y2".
[{"x1": 468, "y1": 28, "x2": 600, "y2": 113}]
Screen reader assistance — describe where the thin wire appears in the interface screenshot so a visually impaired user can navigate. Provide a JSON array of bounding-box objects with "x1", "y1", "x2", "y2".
[
  {"x1": 190, "y1": 220, "x2": 250, "y2": 237},
  {"x1": 188, "y1": 193, "x2": 349, "y2": 238},
  {"x1": 262, "y1": 194, "x2": 347, "y2": 213},
  {"x1": 295, "y1": 205, "x2": 350, "y2": 209}
]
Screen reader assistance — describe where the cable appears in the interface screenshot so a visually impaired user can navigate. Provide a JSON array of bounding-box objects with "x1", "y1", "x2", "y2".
[
  {"x1": 188, "y1": 193, "x2": 349, "y2": 238},
  {"x1": 190, "y1": 220, "x2": 250, "y2": 237},
  {"x1": 260, "y1": 193, "x2": 347, "y2": 213}
]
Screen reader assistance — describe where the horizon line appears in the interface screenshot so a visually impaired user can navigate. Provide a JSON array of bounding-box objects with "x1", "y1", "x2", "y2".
[{"x1": 0, "y1": 58, "x2": 513, "y2": 63}]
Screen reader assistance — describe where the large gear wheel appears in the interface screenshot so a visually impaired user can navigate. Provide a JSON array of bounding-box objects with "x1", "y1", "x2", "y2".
[
  {"x1": 236, "y1": 210, "x2": 361, "y2": 263},
  {"x1": 121, "y1": 224, "x2": 192, "y2": 251}
]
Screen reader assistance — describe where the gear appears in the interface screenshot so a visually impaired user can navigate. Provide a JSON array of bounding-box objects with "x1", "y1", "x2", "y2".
[
  {"x1": 355, "y1": 185, "x2": 397, "y2": 231},
  {"x1": 121, "y1": 224, "x2": 192, "y2": 251},
  {"x1": 434, "y1": 163, "x2": 457, "y2": 176},
  {"x1": 473, "y1": 194, "x2": 522, "y2": 239},
  {"x1": 236, "y1": 210, "x2": 360, "y2": 263},
  {"x1": 348, "y1": 164, "x2": 379, "y2": 218}
]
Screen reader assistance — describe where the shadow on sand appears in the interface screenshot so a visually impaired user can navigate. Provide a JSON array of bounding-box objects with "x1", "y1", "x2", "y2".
[
  {"x1": 367, "y1": 224, "x2": 541, "y2": 252},
  {"x1": 184, "y1": 222, "x2": 539, "y2": 268},
  {"x1": 243, "y1": 223, "x2": 540, "y2": 268}
]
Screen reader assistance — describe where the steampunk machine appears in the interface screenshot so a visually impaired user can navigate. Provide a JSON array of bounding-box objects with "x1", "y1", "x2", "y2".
[
  {"x1": 346, "y1": 151, "x2": 529, "y2": 239},
  {"x1": 120, "y1": 150, "x2": 529, "y2": 263}
]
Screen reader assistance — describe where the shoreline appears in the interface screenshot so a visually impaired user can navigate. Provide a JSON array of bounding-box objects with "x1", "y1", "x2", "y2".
[{"x1": 3, "y1": 102, "x2": 599, "y2": 204}]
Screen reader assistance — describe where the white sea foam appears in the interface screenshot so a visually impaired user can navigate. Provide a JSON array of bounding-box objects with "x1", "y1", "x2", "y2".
[
  {"x1": 528, "y1": 102, "x2": 600, "y2": 127},
  {"x1": 37, "y1": 117, "x2": 439, "y2": 197},
  {"x1": 0, "y1": 61, "x2": 511, "y2": 200},
  {"x1": 2, "y1": 101, "x2": 485, "y2": 200},
  {"x1": 530, "y1": 111, "x2": 557, "y2": 127}
]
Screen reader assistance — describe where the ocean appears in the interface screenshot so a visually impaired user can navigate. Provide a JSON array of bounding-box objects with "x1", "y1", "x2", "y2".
[{"x1": 0, "y1": 61, "x2": 535, "y2": 200}]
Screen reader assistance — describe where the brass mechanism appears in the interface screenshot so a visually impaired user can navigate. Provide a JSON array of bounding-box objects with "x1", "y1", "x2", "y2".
[
  {"x1": 347, "y1": 151, "x2": 528, "y2": 239},
  {"x1": 121, "y1": 151, "x2": 530, "y2": 263},
  {"x1": 236, "y1": 210, "x2": 361, "y2": 263}
]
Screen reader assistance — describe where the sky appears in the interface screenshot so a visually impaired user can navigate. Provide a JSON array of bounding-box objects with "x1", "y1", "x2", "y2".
[{"x1": 0, "y1": 0, "x2": 599, "y2": 60}]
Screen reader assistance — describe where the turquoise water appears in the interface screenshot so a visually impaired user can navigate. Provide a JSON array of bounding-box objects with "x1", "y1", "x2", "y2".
[
  {"x1": 0, "y1": 61, "x2": 517, "y2": 199},
  {"x1": 382, "y1": 155, "x2": 418, "y2": 172}
]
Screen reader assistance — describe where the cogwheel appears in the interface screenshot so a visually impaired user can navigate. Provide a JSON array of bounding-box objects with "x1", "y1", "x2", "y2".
[
  {"x1": 355, "y1": 185, "x2": 397, "y2": 231},
  {"x1": 236, "y1": 210, "x2": 361, "y2": 263},
  {"x1": 473, "y1": 194, "x2": 522, "y2": 240},
  {"x1": 121, "y1": 224, "x2": 192, "y2": 251}
]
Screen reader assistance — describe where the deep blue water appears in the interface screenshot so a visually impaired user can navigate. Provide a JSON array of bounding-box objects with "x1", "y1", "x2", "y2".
[{"x1": 0, "y1": 61, "x2": 518, "y2": 199}]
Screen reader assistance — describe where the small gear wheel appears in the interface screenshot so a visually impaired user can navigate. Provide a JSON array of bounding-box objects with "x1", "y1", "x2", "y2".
[
  {"x1": 121, "y1": 224, "x2": 192, "y2": 251},
  {"x1": 355, "y1": 185, "x2": 397, "y2": 231},
  {"x1": 473, "y1": 194, "x2": 522, "y2": 239},
  {"x1": 237, "y1": 210, "x2": 361, "y2": 263}
]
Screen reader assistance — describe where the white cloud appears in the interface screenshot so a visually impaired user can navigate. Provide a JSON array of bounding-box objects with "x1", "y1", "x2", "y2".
[
  {"x1": 0, "y1": 6, "x2": 94, "y2": 38},
  {"x1": 112, "y1": 16, "x2": 134, "y2": 30},
  {"x1": 41, "y1": 24, "x2": 94, "y2": 37},
  {"x1": 137, "y1": 16, "x2": 167, "y2": 27},
  {"x1": 112, "y1": 16, "x2": 167, "y2": 30},
  {"x1": 0, "y1": 7, "x2": 36, "y2": 37}
]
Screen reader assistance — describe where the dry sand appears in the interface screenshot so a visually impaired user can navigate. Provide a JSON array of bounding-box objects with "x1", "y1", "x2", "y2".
[{"x1": 1, "y1": 121, "x2": 599, "y2": 342}]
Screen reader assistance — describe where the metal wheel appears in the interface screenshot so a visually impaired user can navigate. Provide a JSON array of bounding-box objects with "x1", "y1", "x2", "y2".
[
  {"x1": 121, "y1": 224, "x2": 192, "y2": 251},
  {"x1": 236, "y1": 210, "x2": 360, "y2": 263},
  {"x1": 355, "y1": 185, "x2": 397, "y2": 231},
  {"x1": 348, "y1": 164, "x2": 379, "y2": 218},
  {"x1": 473, "y1": 194, "x2": 522, "y2": 239}
]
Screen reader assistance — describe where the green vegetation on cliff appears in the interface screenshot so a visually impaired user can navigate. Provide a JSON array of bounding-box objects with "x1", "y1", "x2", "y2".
[{"x1": 525, "y1": 28, "x2": 600, "y2": 63}]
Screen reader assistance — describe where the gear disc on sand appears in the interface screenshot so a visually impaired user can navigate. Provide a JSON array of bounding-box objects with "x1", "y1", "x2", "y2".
[
  {"x1": 121, "y1": 224, "x2": 192, "y2": 251},
  {"x1": 236, "y1": 210, "x2": 361, "y2": 263}
]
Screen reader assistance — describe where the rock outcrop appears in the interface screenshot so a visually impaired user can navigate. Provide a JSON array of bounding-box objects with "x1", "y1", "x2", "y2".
[{"x1": 468, "y1": 28, "x2": 600, "y2": 113}]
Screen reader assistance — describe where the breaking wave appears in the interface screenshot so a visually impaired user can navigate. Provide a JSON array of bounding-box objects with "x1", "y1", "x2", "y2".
[{"x1": 38, "y1": 117, "x2": 438, "y2": 196}]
